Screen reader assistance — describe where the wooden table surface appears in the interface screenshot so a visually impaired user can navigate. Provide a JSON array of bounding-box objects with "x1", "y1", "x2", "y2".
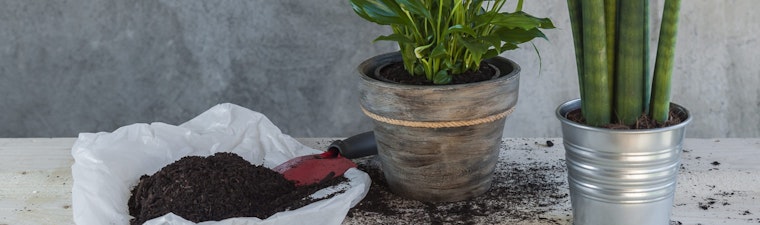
[{"x1": 1, "y1": 138, "x2": 758, "y2": 225}]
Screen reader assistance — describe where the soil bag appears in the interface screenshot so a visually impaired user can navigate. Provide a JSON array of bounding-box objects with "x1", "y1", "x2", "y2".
[{"x1": 71, "y1": 103, "x2": 370, "y2": 225}]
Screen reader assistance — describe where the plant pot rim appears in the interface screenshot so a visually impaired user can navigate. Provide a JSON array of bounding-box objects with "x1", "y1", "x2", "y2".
[
  {"x1": 358, "y1": 52, "x2": 520, "y2": 90},
  {"x1": 359, "y1": 51, "x2": 520, "y2": 122},
  {"x1": 555, "y1": 98, "x2": 693, "y2": 134}
]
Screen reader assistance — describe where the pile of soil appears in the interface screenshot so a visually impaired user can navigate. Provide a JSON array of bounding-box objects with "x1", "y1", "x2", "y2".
[
  {"x1": 128, "y1": 152, "x2": 346, "y2": 225},
  {"x1": 378, "y1": 62, "x2": 497, "y2": 85}
]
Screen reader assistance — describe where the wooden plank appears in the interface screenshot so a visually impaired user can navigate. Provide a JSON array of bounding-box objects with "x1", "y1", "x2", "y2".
[
  {"x1": 672, "y1": 138, "x2": 760, "y2": 225},
  {"x1": 0, "y1": 138, "x2": 76, "y2": 171},
  {"x1": 0, "y1": 138, "x2": 76, "y2": 225},
  {"x1": 0, "y1": 138, "x2": 758, "y2": 225}
]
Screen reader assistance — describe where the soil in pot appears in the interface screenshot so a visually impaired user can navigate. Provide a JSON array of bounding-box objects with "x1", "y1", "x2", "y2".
[
  {"x1": 565, "y1": 108, "x2": 685, "y2": 129},
  {"x1": 378, "y1": 62, "x2": 497, "y2": 85},
  {"x1": 128, "y1": 152, "x2": 347, "y2": 225}
]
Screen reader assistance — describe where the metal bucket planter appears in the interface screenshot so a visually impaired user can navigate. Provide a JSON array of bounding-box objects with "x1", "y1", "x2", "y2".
[
  {"x1": 556, "y1": 99, "x2": 692, "y2": 225},
  {"x1": 358, "y1": 52, "x2": 520, "y2": 202}
]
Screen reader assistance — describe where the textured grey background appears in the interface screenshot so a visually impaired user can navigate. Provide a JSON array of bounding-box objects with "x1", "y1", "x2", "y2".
[{"x1": 1, "y1": 0, "x2": 758, "y2": 138}]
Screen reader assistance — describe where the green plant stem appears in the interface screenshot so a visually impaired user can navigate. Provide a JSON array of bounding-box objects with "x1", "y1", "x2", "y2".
[
  {"x1": 604, "y1": 0, "x2": 617, "y2": 95},
  {"x1": 642, "y1": 0, "x2": 651, "y2": 114},
  {"x1": 567, "y1": 0, "x2": 586, "y2": 114},
  {"x1": 614, "y1": 0, "x2": 647, "y2": 126},
  {"x1": 651, "y1": 0, "x2": 681, "y2": 123},
  {"x1": 516, "y1": 0, "x2": 523, "y2": 11},
  {"x1": 580, "y1": 0, "x2": 611, "y2": 126}
]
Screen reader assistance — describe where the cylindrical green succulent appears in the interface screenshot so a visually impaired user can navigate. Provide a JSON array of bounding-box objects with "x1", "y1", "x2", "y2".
[{"x1": 567, "y1": 0, "x2": 681, "y2": 126}]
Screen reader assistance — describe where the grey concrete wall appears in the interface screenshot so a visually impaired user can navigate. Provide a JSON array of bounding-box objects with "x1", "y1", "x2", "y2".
[{"x1": 1, "y1": 0, "x2": 758, "y2": 138}]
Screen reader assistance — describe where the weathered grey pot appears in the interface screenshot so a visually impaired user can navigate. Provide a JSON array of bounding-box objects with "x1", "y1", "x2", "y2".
[
  {"x1": 358, "y1": 52, "x2": 520, "y2": 202},
  {"x1": 556, "y1": 99, "x2": 692, "y2": 225}
]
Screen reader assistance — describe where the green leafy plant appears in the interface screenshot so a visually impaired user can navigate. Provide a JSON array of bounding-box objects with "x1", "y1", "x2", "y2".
[
  {"x1": 567, "y1": 0, "x2": 681, "y2": 126},
  {"x1": 350, "y1": 0, "x2": 554, "y2": 84}
]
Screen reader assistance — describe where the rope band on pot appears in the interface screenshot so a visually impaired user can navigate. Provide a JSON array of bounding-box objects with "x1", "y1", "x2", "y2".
[{"x1": 360, "y1": 107, "x2": 515, "y2": 128}]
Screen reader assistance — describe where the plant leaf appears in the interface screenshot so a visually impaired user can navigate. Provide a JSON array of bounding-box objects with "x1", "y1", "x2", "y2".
[
  {"x1": 445, "y1": 24, "x2": 477, "y2": 37},
  {"x1": 447, "y1": 60, "x2": 464, "y2": 75},
  {"x1": 472, "y1": 11, "x2": 499, "y2": 30},
  {"x1": 396, "y1": 0, "x2": 432, "y2": 20},
  {"x1": 400, "y1": 45, "x2": 418, "y2": 75},
  {"x1": 491, "y1": 11, "x2": 555, "y2": 30},
  {"x1": 494, "y1": 27, "x2": 547, "y2": 45},
  {"x1": 579, "y1": 0, "x2": 612, "y2": 126},
  {"x1": 457, "y1": 36, "x2": 488, "y2": 69},
  {"x1": 414, "y1": 42, "x2": 434, "y2": 59},
  {"x1": 467, "y1": 0, "x2": 486, "y2": 16},
  {"x1": 349, "y1": 0, "x2": 408, "y2": 26},
  {"x1": 499, "y1": 43, "x2": 519, "y2": 51},
  {"x1": 457, "y1": 37, "x2": 489, "y2": 56},
  {"x1": 433, "y1": 70, "x2": 452, "y2": 84},
  {"x1": 651, "y1": 0, "x2": 681, "y2": 123},
  {"x1": 483, "y1": 49, "x2": 500, "y2": 60},
  {"x1": 430, "y1": 43, "x2": 448, "y2": 58},
  {"x1": 481, "y1": 35, "x2": 505, "y2": 52}
]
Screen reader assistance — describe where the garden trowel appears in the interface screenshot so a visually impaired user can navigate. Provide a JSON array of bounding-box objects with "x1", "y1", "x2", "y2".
[{"x1": 273, "y1": 131, "x2": 376, "y2": 186}]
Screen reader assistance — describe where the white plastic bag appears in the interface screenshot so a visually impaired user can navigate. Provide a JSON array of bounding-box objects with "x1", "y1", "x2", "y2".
[{"x1": 71, "y1": 103, "x2": 370, "y2": 225}]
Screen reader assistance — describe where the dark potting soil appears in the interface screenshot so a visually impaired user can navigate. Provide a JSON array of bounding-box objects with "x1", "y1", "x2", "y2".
[
  {"x1": 377, "y1": 62, "x2": 497, "y2": 85},
  {"x1": 348, "y1": 155, "x2": 570, "y2": 225},
  {"x1": 565, "y1": 108, "x2": 685, "y2": 129},
  {"x1": 128, "y1": 152, "x2": 347, "y2": 225}
]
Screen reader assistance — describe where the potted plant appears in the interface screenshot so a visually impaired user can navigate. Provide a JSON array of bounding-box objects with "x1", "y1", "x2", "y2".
[
  {"x1": 556, "y1": 0, "x2": 691, "y2": 224},
  {"x1": 350, "y1": 0, "x2": 554, "y2": 202}
]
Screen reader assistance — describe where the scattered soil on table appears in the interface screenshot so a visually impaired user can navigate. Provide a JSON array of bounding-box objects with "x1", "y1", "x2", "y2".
[
  {"x1": 697, "y1": 193, "x2": 737, "y2": 210},
  {"x1": 698, "y1": 198, "x2": 719, "y2": 210},
  {"x1": 128, "y1": 152, "x2": 347, "y2": 225},
  {"x1": 348, "y1": 157, "x2": 569, "y2": 225},
  {"x1": 565, "y1": 108, "x2": 684, "y2": 129},
  {"x1": 377, "y1": 62, "x2": 497, "y2": 85}
]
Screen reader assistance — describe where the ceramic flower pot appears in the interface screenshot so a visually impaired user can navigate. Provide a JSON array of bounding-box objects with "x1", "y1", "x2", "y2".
[
  {"x1": 556, "y1": 99, "x2": 692, "y2": 225},
  {"x1": 357, "y1": 52, "x2": 520, "y2": 202}
]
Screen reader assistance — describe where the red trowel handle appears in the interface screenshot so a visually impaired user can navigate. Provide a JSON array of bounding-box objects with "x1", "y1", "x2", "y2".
[{"x1": 327, "y1": 131, "x2": 377, "y2": 159}]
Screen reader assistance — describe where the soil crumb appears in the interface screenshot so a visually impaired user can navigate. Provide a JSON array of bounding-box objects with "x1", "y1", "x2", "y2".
[{"x1": 698, "y1": 197, "x2": 719, "y2": 210}]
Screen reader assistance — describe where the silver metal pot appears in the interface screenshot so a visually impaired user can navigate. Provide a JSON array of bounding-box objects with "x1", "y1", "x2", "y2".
[{"x1": 556, "y1": 99, "x2": 692, "y2": 225}]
